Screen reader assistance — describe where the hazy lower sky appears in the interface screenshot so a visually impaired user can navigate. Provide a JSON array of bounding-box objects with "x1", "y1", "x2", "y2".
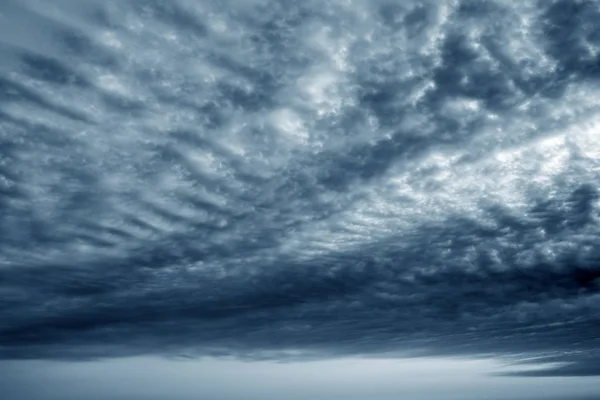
[
  {"x1": 1, "y1": 0, "x2": 600, "y2": 399},
  {"x1": 1, "y1": 356, "x2": 600, "y2": 400}
]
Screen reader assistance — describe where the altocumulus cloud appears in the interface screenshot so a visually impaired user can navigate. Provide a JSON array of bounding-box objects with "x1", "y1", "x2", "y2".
[{"x1": 0, "y1": 0, "x2": 600, "y2": 377}]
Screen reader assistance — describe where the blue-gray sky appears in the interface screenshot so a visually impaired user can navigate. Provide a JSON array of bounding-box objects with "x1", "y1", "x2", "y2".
[{"x1": 1, "y1": 0, "x2": 600, "y2": 399}]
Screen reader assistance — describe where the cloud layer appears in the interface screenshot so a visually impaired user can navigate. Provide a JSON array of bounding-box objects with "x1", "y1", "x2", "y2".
[{"x1": 1, "y1": 0, "x2": 600, "y2": 376}]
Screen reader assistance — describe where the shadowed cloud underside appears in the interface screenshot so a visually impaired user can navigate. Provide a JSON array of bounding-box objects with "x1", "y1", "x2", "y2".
[{"x1": 1, "y1": 0, "x2": 600, "y2": 377}]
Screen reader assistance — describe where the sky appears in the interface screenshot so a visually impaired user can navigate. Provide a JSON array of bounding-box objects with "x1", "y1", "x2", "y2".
[{"x1": 0, "y1": 0, "x2": 600, "y2": 399}]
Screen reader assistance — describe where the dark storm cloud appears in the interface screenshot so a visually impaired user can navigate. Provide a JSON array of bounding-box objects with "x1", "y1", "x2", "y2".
[{"x1": 1, "y1": 0, "x2": 600, "y2": 377}]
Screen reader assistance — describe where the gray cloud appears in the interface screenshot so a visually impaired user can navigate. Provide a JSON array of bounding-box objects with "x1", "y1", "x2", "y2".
[{"x1": 1, "y1": 0, "x2": 600, "y2": 377}]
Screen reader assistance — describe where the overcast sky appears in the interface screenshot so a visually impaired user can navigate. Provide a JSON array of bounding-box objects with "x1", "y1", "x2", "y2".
[{"x1": 1, "y1": 0, "x2": 600, "y2": 399}]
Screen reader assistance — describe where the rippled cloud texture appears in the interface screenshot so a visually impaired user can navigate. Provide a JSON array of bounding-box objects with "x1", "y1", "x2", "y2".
[{"x1": 1, "y1": 0, "x2": 600, "y2": 381}]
